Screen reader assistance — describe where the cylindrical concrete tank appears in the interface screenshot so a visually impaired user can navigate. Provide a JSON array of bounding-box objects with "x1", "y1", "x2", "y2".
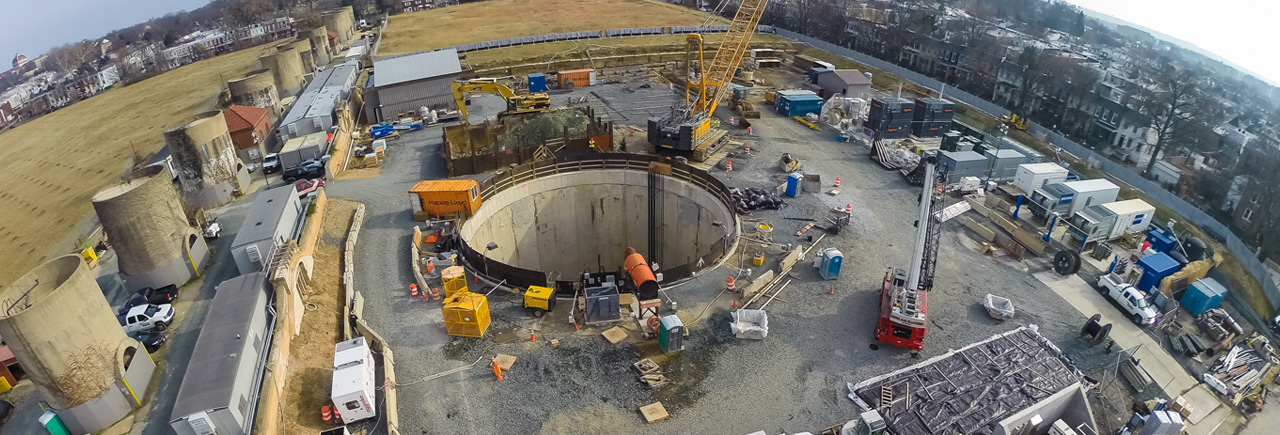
[
  {"x1": 165, "y1": 110, "x2": 242, "y2": 209},
  {"x1": 93, "y1": 165, "x2": 207, "y2": 291},
  {"x1": 309, "y1": 27, "x2": 332, "y2": 67},
  {"x1": 228, "y1": 68, "x2": 280, "y2": 116},
  {"x1": 290, "y1": 39, "x2": 315, "y2": 72},
  {"x1": 260, "y1": 47, "x2": 303, "y2": 97},
  {"x1": 0, "y1": 256, "x2": 147, "y2": 434}
]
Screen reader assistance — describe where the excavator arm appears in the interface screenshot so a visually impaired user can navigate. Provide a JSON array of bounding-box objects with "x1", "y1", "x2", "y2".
[{"x1": 451, "y1": 80, "x2": 549, "y2": 123}]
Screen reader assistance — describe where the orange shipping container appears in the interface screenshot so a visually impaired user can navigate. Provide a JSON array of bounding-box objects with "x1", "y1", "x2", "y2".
[
  {"x1": 558, "y1": 68, "x2": 594, "y2": 88},
  {"x1": 410, "y1": 179, "x2": 482, "y2": 221}
]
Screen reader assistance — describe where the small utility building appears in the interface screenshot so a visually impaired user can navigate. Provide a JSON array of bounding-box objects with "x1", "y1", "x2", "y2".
[
  {"x1": 231, "y1": 186, "x2": 303, "y2": 274},
  {"x1": 225, "y1": 105, "x2": 271, "y2": 163},
  {"x1": 170, "y1": 273, "x2": 273, "y2": 435},
  {"x1": 364, "y1": 48, "x2": 463, "y2": 123},
  {"x1": 815, "y1": 69, "x2": 872, "y2": 99}
]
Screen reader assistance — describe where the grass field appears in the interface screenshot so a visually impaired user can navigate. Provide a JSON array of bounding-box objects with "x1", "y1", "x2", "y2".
[
  {"x1": 0, "y1": 46, "x2": 267, "y2": 288},
  {"x1": 378, "y1": 0, "x2": 718, "y2": 55},
  {"x1": 465, "y1": 33, "x2": 791, "y2": 72}
]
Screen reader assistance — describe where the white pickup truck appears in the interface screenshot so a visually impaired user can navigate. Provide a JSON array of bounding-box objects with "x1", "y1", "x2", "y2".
[
  {"x1": 1097, "y1": 274, "x2": 1159, "y2": 326},
  {"x1": 122, "y1": 304, "x2": 174, "y2": 334}
]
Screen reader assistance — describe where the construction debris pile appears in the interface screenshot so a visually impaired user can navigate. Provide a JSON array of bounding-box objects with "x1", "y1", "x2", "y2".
[
  {"x1": 729, "y1": 187, "x2": 785, "y2": 214},
  {"x1": 1202, "y1": 335, "x2": 1278, "y2": 405}
]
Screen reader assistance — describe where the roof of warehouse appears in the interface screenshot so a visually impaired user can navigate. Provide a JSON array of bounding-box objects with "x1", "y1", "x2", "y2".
[
  {"x1": 232, "y1": 185, "x2": 298, "y2": 247},
  {"x1": 279, "y1": 61, "x2": 358, "y2": 127},
  {"x1": 944, "y1": 150, "x2": 986, "y2": 161},
  {"x1": 987, "y1": 149, "x2": 1025, "y2": 159},
  {"x1": 170, "y1": 273, "x2": 270, "y2": 421},
  {"x1": 819, "y1": 69, "x2": 872, "y2": 86},
  {"x1": 851, "y1": 328, "x2": 1085, "y2": 435},
  {"x1": 1063, "y1": 178, "x2": 1118, "y2": 191},
  {"x1": 372, "y1": 48, "x2": 462, "y2": 88}
]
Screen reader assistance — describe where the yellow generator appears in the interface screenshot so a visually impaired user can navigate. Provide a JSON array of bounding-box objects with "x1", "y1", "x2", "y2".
[
  {"x1": 524, "y1": 285, "x2": 556, "y2": 317},
  {"x1": 442, "y1": 292, "x2": 491, "y2": 338}
]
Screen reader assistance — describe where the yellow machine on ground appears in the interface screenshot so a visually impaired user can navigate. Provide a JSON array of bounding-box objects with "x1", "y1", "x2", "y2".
[
  {"x1": 1000, "y1": 111, "x2": 1029, "y2": 130},
  {"x1": 523, "y1": 285, "x2": 556, "y2": 317},
  {"x1": 646, "y1": 0, "x2": 770, "y2": 161},
  {"x1": 452, "y1": 79, "x2": 551, "y2": 123}
]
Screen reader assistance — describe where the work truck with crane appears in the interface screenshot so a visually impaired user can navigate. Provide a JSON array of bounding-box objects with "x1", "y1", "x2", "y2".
[{"x1": 876, "y1": 153, "x2": 945, "y2": 353}]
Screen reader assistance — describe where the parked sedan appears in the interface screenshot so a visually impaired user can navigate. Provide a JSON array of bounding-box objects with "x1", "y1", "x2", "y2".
[
  {"x1": 294, "y1": 178, "x2": 326, "y2": 197},
  {"x1": 130, "y1": 330, "x2": 166, "y2": 353}
]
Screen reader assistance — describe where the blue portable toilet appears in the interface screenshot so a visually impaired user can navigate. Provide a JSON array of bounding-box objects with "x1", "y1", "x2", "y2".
[
  {"x1": 1135, "y1": 252, "x2": 1180, "y2": 293},
  {"x1": 785, "y1": 173, "x2": 803, "y2": 197},
  {"x1": 1181, "y1": 278, "x2": 1227, "y2": 316},
  {"x1": 1146, "y1": 228, "x2": 1177, "y2": 253},
  {"x1": 818, "y1": 248, "x2": 843, "y2": 280},
  {"x1": 528, "y1": 73, "x2": 547, "y2": 92}
]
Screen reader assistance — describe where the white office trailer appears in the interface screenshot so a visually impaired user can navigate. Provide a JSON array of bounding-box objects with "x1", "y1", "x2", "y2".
[
  {"x1": 331, "y1": 337, "x2": 377, "y2": 423},
  {"x1": 1012, "y1": 163, "x2": 1069, "y2": 196},
  {"x1": 1029, "y1": 179, "x2": 1120, "y2": 218},
  {"x1": 1068, "y1": 199, "x2": 1156, "y2": 243}
]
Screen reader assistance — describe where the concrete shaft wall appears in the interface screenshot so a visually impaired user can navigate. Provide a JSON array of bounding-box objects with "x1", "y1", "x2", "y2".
[
  {"x1": 308, "y1": 27, "x2": 332, "y2": 66},
  {"x1": 260, "y1": 47, "x2": 303, "y2": 97},
  {"x1": 461, "y1": 170, "x2": 734, "y2": 278},
  {"x1": 228, "y1": 69, "x2": 281, "y2": 116},
  {"x1": 92, "y1": 166, "x2": 194, "y2": 280},
  {"x1": 290, "y1": 39, "x2": 316, "y2": 72},
  {"x1": 0, "y1": 256, "x2": 135, "y2": 412},
  {"x1": 166, "y1": 111, "x2": 240, "y2": 208}
]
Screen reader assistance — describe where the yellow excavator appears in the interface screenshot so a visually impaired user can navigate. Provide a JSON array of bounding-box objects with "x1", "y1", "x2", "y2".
[
  {"x1": 1000, "y1": 111, "x2": 1029, "y2": 130},
  {"x1": 452, "y1": 79, "x2": 551, "y2": 123},
  {"x1": 647, "y1": 0, "x2": 769, "y2": 161}
]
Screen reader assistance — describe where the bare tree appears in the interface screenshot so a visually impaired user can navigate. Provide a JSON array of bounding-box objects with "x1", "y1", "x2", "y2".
[
  {"x1": 46, "y1": 41, "x2": 101, "y2": 74},
  {"x1": 1137, "y1": 69, "x2": 1219, "y2": 175},
  {"x1": 227, "y1": 0, "x2": 274, "y2": 27},
  {"x1": 1010, "y1": 46, "x2": 1053, "y2": 113}
]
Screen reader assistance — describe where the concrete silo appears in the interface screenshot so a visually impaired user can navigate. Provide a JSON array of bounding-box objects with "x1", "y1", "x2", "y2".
[
  {"x1": 289, "y1": 38, "x2": 315, "y2": 73},
  {"x1": 308, "y1": 27, "x2": 332, "y2": 67},
  {"x1": 165, "y1": 110, "x2": 248, "y2": 209},
  {"x1": 0, "y1": 255, "x2": 156, "y2": 434},
  {"x1": 227, "y1": 69, "x2": 281, "y2": 117},
  {"x1": 92, "y1": 165, "x2": 209, "y2": 292},
  {"x1": 322, "y1": 7, "x2": 355, "y2": 48},
  {"x1": 259, "y1": 47, "x2": 304, "y2": 98}
]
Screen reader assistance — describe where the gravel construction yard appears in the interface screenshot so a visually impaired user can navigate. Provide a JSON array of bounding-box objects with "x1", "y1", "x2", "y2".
[
  {"x1": 0, "y1": 45, "x2": 269, "y2": 289},
  {"x1": 377, "y1": 0, "x2": 718, "y2": 56},
  {"x1": 326, "y1": 80, "x2": 1133, "y2": 434}
]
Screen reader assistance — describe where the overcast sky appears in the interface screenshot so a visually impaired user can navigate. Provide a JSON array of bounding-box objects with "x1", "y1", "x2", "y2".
[
  {"x1": 0, "y1": 0, "x2": 208, "y2": 64},
  {"x1": 1066, "y1": 0, "x2": 1278, "y2": 85}
]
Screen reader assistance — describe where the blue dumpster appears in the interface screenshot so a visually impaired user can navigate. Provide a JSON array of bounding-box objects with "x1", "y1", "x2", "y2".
[
  {"x1": 528, "y1": 73, "x2": 547, "y2": 92},
  {"x1": 1136, "y1": 252, "x2": 1180, "y2": 293}
]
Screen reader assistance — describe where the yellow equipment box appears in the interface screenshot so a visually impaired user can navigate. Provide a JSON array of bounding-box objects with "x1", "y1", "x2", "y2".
[
  {"x1": 442, "y1": 292, "x2": 491, "y2": 338},
  {"x1": 441, "y1": 266, "x2": 468, "y2": 297},
  {"x1": 524, "y1": 286, "x2": 556, "y2": 317}
]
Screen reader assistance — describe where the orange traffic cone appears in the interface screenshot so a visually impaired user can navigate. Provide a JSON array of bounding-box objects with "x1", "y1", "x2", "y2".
[
  {"x1": 835, "y1": 177, "x2": 841, "y2": 188},
  {"x1": 430, "y1": 287, "x2": 442, "y2": 301},
  {"x1": 726, "y1": 277, "x2": 736, "y2": 293},
  {"x1": 410, "y1": 283, "x2": 418, "y2": 297},
  {"x1": 492, "y1": 360, "x2": 504, "y2": 381}
]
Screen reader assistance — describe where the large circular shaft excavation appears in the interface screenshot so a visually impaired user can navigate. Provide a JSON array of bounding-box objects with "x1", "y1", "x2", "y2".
[{"x1": 459, "y1": 156, "x2": 738, "y2": 287}]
